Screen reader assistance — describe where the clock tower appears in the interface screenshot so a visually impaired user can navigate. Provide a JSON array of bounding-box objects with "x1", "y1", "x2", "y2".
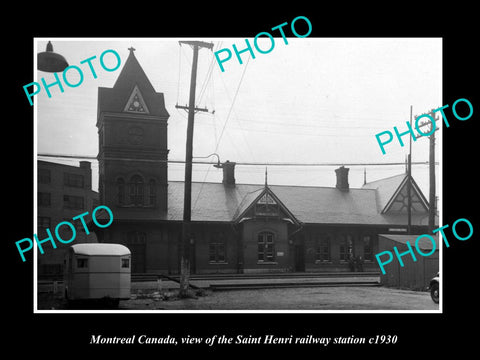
[{"x1": 97, "y1": 47, "x2": 170, "y2": 217}]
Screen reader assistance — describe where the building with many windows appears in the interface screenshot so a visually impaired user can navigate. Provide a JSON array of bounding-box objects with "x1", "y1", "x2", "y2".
[
  {"x1": 37, "y1": 160, "x2": 99, "y2": 277},
  {"x1": 94, "y1": 48, "x2": 435, "y2": 275}
]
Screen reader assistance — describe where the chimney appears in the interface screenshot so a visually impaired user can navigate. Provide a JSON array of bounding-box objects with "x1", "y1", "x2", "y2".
[
  {"x1": 222, "y1": 160, "x2": 236, "y2": 186},
  {"x1": 79, "y1": 161, "x2": 92, "y2": 190},
  {"x1": 335, "y1": 166, "x2": 349, "y2": 191}
]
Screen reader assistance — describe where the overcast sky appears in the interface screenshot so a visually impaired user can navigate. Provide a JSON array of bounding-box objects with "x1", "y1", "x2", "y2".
[{"x1": 35, "y1": 38, "x2": 442, "y2": 193}]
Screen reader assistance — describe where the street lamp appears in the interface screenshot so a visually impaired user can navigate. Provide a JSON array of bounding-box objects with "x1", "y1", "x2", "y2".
[
  {"x1": 193, "y1": 153, "x2": 222, "y2": 168},
  {"x1": 38, "y1": 41, "x2": 68, "y2": 73}
]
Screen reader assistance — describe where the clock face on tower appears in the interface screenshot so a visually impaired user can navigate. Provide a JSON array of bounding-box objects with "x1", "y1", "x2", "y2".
[{"x1": 128, "y1": 126, "x2": 144, "y2": 145}]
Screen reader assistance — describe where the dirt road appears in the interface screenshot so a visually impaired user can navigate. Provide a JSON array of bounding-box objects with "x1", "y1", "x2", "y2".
[{"x1": 119, "y1": 286, "x2": 438, "y2": 311}]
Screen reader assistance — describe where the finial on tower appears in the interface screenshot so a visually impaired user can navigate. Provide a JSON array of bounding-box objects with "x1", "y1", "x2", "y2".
[{"x1": 128, "y1": 46, "x2": 136, "y2": 54}]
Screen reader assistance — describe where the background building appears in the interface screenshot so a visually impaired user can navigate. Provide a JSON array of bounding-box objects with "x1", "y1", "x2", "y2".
[{"x1": 37, "y1": 160, "x2": 99, "y2": 278}]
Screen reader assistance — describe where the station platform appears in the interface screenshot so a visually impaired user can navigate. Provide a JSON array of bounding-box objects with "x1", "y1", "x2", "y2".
[{"x1": 132, "y1": 272, "x2": 381, "y2": 291}]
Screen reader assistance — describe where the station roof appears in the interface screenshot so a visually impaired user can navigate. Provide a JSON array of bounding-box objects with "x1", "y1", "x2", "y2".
[{"x1": 105, "y1": 176, "x2": 432, "y2": 227}]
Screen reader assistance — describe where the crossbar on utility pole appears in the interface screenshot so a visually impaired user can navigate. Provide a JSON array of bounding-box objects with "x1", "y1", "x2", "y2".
[
  {"x1": 175, "y1": 104, "x2": 210, "y2": 113},
  {"x1": 177, "y1": 40, "x2": 213, "y2": 298}
]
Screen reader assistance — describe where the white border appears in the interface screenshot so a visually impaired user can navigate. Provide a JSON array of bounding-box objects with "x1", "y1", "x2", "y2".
[{"x1": 33, "y1": 38, "x2": 39, "y2": 311}]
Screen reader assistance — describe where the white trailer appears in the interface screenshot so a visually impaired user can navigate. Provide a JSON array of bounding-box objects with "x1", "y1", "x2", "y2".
[{"x1": 64, "y1": 243, "x2": 131, "y2": 307}]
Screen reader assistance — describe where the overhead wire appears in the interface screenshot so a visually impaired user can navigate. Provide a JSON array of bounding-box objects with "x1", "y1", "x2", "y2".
[
  {"x1": 192, "y1": 41, "x2": 251, "y2": 211},
  {"x1": 214, "y1": 61, "x2": 256, "y2": 163},
  {"x1": 37, "y1": 154, "x2": 438, "y2": 167},
  {"x1": 214, "y1": 54, "x2": 251, "y2": 154},
  {"x1": 176, "y1": 42, "x2": 181, "y2": 105},
  {"x1": 197, "y1": 42, "x2": 218, "y2": 106}
]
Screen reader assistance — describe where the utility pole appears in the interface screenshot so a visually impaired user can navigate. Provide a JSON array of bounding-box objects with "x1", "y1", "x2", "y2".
[
  {"x1": 427, "y1": 110, "x2": 438, "y2": 233},
  {"x1": 175, "y1": 40, "x2": 213, "y2": 297},
  {"x1": 407, "y1": 106, "x2": 412, "y2": 234},
  {"x1": 415, "y1": 110, "x2": 439, "y2": 233}
]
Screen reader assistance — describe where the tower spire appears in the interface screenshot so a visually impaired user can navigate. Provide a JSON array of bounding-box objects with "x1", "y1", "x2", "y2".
[{"x1": 265, "y1": 166, "x2": 268, "y2": 187}]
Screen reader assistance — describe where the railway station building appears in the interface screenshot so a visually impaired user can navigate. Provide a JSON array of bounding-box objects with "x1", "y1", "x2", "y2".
[{"x1": 94, "y1": 48, "x2": 434, "y2": 274}]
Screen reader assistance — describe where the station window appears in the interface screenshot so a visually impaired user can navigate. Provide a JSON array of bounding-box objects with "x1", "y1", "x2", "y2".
[
  {"x1": 209, "y1": 232, "x2": 226, "y2": 263},
  {"x1": 363, "y1": 235, "x2": 373, "y2": 261},
  {"x1": 77, "y1": 258, "x2": 88, "y2": 268},
  {"x1": 129, "y1": 175, "x2": 144, "y2": 206},
  {"x1": 122, "y1": 258, "x2": 130, "y2": 268},
  {"x1": 339, "y1": 234, "x2": 354, "y2": 262},
  {"x1": 255, "y1": 193, "x2": 279, "y2": 217},
  {"x1": 315, "y1": 234, "x2": 331, "y2": 262},
  {"x1": 258, "y1": 231, "x2": 275, "y2": 262}
]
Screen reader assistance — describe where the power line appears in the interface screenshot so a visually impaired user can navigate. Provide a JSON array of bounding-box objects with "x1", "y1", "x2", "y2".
[
  {"x1": 176, "y1": 43, "x2": 182, "y2": 105},
  {"x1": 197, "y1": 42, "x2": 218, "y2": 105},
  {"x1": 37, "y1": 153, "x2": 438, "y2": 166},
  {"x1": 214, "y1": 53, "x2": 251, "y2": 153}
]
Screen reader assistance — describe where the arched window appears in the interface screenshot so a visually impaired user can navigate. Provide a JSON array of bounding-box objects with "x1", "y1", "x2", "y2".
[
  {"x1": 129, "y1": 175, "x2": 144, "y2": 206},
  {"x1": 258, "y1": 231, "x2": 275, "y2": 262},
  {"x1": 116, "y1": 178, "x2": 125, "y2": 205},
  {"x1": 149, "y1": 179, "x2": 156, "y2": 206}
]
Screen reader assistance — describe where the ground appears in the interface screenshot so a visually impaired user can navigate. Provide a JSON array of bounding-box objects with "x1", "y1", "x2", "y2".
[
  {"x1": 122, "y1": 286, "x2": 438, "y2": 311},
  {"x1": 38, "y1": 285, "x2": 438, "y2": 311}
]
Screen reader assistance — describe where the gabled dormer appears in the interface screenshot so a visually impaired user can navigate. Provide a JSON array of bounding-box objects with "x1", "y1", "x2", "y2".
[
  {"x1": 383, "y1": 176, "x2": 429, "y2": 214},
  {"x1": 234, "y1": 185, "x2": 300, "y2": 225},
  {"x1": 362, "y1": 173, "x2": 429, "y2": 214}
]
